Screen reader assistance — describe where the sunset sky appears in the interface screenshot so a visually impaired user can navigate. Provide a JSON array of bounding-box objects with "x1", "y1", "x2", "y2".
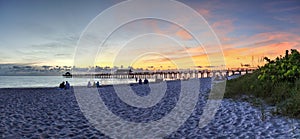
[{"x1": 0, "y1": 0, "x2": 299, "y2": 70}]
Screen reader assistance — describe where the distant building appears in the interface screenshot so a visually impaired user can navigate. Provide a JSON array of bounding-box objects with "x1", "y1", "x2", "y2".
[{"x1": 114, "y1": 69, "x2": 132, "y2": 75}]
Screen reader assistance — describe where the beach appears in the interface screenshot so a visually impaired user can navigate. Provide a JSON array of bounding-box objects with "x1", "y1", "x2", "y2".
[{"x1": 0, "y1": 78, "x2": 299, "y2": 138}]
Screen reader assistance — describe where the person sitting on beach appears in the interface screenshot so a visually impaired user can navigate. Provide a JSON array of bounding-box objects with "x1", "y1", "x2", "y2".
[
  {"x1": 87, "y1": 81, "x2": 92, "y2": 88},
  {"x1": 59, "y1": 81, "x2": 65, "y2": 89},
  {"x1": 144, "y1": 78, "x2": 149, "y2": 84},
  {"x1": 96, "y1": 81, "x2": 101, "y2": 88},
  {"x1": 138, "y1": 78, "x2": 142, "y2": 84},
  {"x1": 65, "y1": 81, "x2": 70, "y2": 90}
]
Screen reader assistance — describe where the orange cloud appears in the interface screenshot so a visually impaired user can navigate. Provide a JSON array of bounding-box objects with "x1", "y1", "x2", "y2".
[
  {"x1": 171, "y1": 32, "x2": 300, "y2": 69},
  {"x1": 176, "y1": 29, "x2": 193, "y2": 40},
  {"x1": 186, "y1": 42, "x2": 296, "y2": 69},
  {"x1": 93, "y1": 16, "x2": 300, "y2": 70},
  {"x1": 197, "y1": 8, "x2": 211, "y2": 18}
]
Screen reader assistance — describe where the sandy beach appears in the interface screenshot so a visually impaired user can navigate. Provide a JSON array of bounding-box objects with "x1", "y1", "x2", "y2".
[{"x1": 0, "y1": 78, "x2": 299, "y2": 138}]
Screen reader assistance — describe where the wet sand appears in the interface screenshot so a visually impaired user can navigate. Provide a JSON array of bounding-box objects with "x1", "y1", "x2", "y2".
[{"x1": 0, "y1": 79, "x2": 299, "y2": 138}]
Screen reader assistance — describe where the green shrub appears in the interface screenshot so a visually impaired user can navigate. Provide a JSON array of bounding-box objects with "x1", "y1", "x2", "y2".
[
  {"x1": 225, "y1": 49, "x2": 300, "y2": 118},
  {"x1": 258, "y1": 49, "x2": 300, "y2": 83}
]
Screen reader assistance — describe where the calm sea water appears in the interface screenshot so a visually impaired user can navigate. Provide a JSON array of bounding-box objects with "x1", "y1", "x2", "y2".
[{"x1": 0, "y1": 76, "x2": 145, "y2": 88}]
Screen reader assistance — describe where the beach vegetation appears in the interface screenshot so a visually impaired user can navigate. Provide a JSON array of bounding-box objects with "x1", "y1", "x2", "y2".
[{"x1": 225, "y1": 49, "x2": 300, "y2": 118}]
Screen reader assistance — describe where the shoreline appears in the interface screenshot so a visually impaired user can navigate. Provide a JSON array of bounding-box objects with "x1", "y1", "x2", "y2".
[
  {"x1": 0, "y1": 77, "x2": 202, "y2": 89},
  {"x1": 0, "y1": 78, "x2": 299, "y2": 138}
]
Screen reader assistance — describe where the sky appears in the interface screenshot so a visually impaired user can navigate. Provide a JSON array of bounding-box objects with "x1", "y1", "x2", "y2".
[{"x1": 0, "y1": 0, "x2": 300, "y2": 70}]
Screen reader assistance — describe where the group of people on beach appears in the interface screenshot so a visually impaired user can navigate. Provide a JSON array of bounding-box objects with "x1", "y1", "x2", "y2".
[
  {"x1": 136, "y1": 77, "x2": 149, "y2": 84},
  {"x1": 59, "y1": 81, "x2": 70, "y2": 90},
  {"x1": 87, "y1": 81, "x2": 101, "y2": 88},
  {"x1": 59, "y1": 78, "x2": 149, "y2": 89},
  {"x1": 58, "y1": 81, "x2": 101, "y2": 89}
]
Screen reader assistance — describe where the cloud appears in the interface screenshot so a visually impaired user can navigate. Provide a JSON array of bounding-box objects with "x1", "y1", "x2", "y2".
[
  {"x1": 14, "y1": 41, "x2": 76, "y2": 66},
  {"x1": 263, "y1": 1, "x2": 300, "y2": 25},
  {"x1": 211, "y1": 19, "x2": 235, "y2": 42},
  {"x1": 0, "y1": 63, "x2": 69, "y2": 75},
  {"x1": 273, "y1": 15, "x2": 300, "y2": 24},
  {"x1": 219, "y1": 31, "x2": 300, "y2": 67},
  {"x1": 154, "y1": 31, "x2": 300, "y2": 68},
  {"x1": 55, "y1": 53, "x2": 71, "y2": 57},
  {"x1": 245, "y1": 32, "x2": 300, "y2": 45},
  {"x1": 264, "y1": 1, "x2": 300, "y2": 13},
  {"x1": 197, "y1": 8, "x2": 212, "y2": 18},
  {"x1": 175, "y1": 29, "x2": 193, "y2": 40}
]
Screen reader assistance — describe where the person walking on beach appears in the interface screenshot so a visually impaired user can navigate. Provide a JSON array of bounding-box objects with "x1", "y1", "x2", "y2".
[
  {"x1": 65, "y1": 81, "x2": 70, "y2": 90},
  {"x1": 59, "y1": 81, "x2": 65, "y2": 89}
]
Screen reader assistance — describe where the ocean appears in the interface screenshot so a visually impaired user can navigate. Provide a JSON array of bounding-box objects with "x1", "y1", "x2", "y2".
[{"x1": 0, "y1": 76, "x2": 145, "y2": 88}]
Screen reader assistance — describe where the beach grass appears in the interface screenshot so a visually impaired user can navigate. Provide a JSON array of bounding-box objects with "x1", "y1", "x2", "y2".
[{"x1": 225, "y1": 70, "x2": 300, "y2": 118}]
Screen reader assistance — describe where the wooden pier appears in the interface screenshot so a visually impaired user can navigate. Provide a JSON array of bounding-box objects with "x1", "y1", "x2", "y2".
[{"x1": 64, "y1": 68, "x2": 256, "y2": 79}]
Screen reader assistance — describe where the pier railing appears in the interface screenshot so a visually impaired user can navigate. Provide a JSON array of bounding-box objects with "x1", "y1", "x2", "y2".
[{"x1": 63, "y1": 68, "x2": 256, "y2": 79}]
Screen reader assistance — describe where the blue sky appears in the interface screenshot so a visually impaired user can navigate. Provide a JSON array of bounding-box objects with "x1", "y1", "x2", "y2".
[
  {"x1": 0, "y1": 0, "x2": 299, "y2": 69},
  {"x1": 0, "y1": 0, "x2": 120, "y2": 65}
]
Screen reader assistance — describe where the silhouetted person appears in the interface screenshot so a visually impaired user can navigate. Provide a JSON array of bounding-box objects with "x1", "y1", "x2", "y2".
[
  {"x1": 144, "y1": 78, "x2": 149, "y2": 84},
  {"x1": 138, "y1": 78, "x2": 142, "y2": 84},
  {"x1": 87, "y1": 81, "x2": 92, "y2": 88},
  {"x1": 59, "y1": 81, "x2": 65, "y2": 89},
  {"x1": 96, "y1": 81, "x2": 100, "y2": 88},
  {"x1": 135, "y1": 77, "x2": 138, "y2": 82},
  {"x1": 92, "y1": 81, "x2": 96, "y2": 87},
  {"x1": 65, "y1": 81, "x2": 70, "y2": 90}
]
